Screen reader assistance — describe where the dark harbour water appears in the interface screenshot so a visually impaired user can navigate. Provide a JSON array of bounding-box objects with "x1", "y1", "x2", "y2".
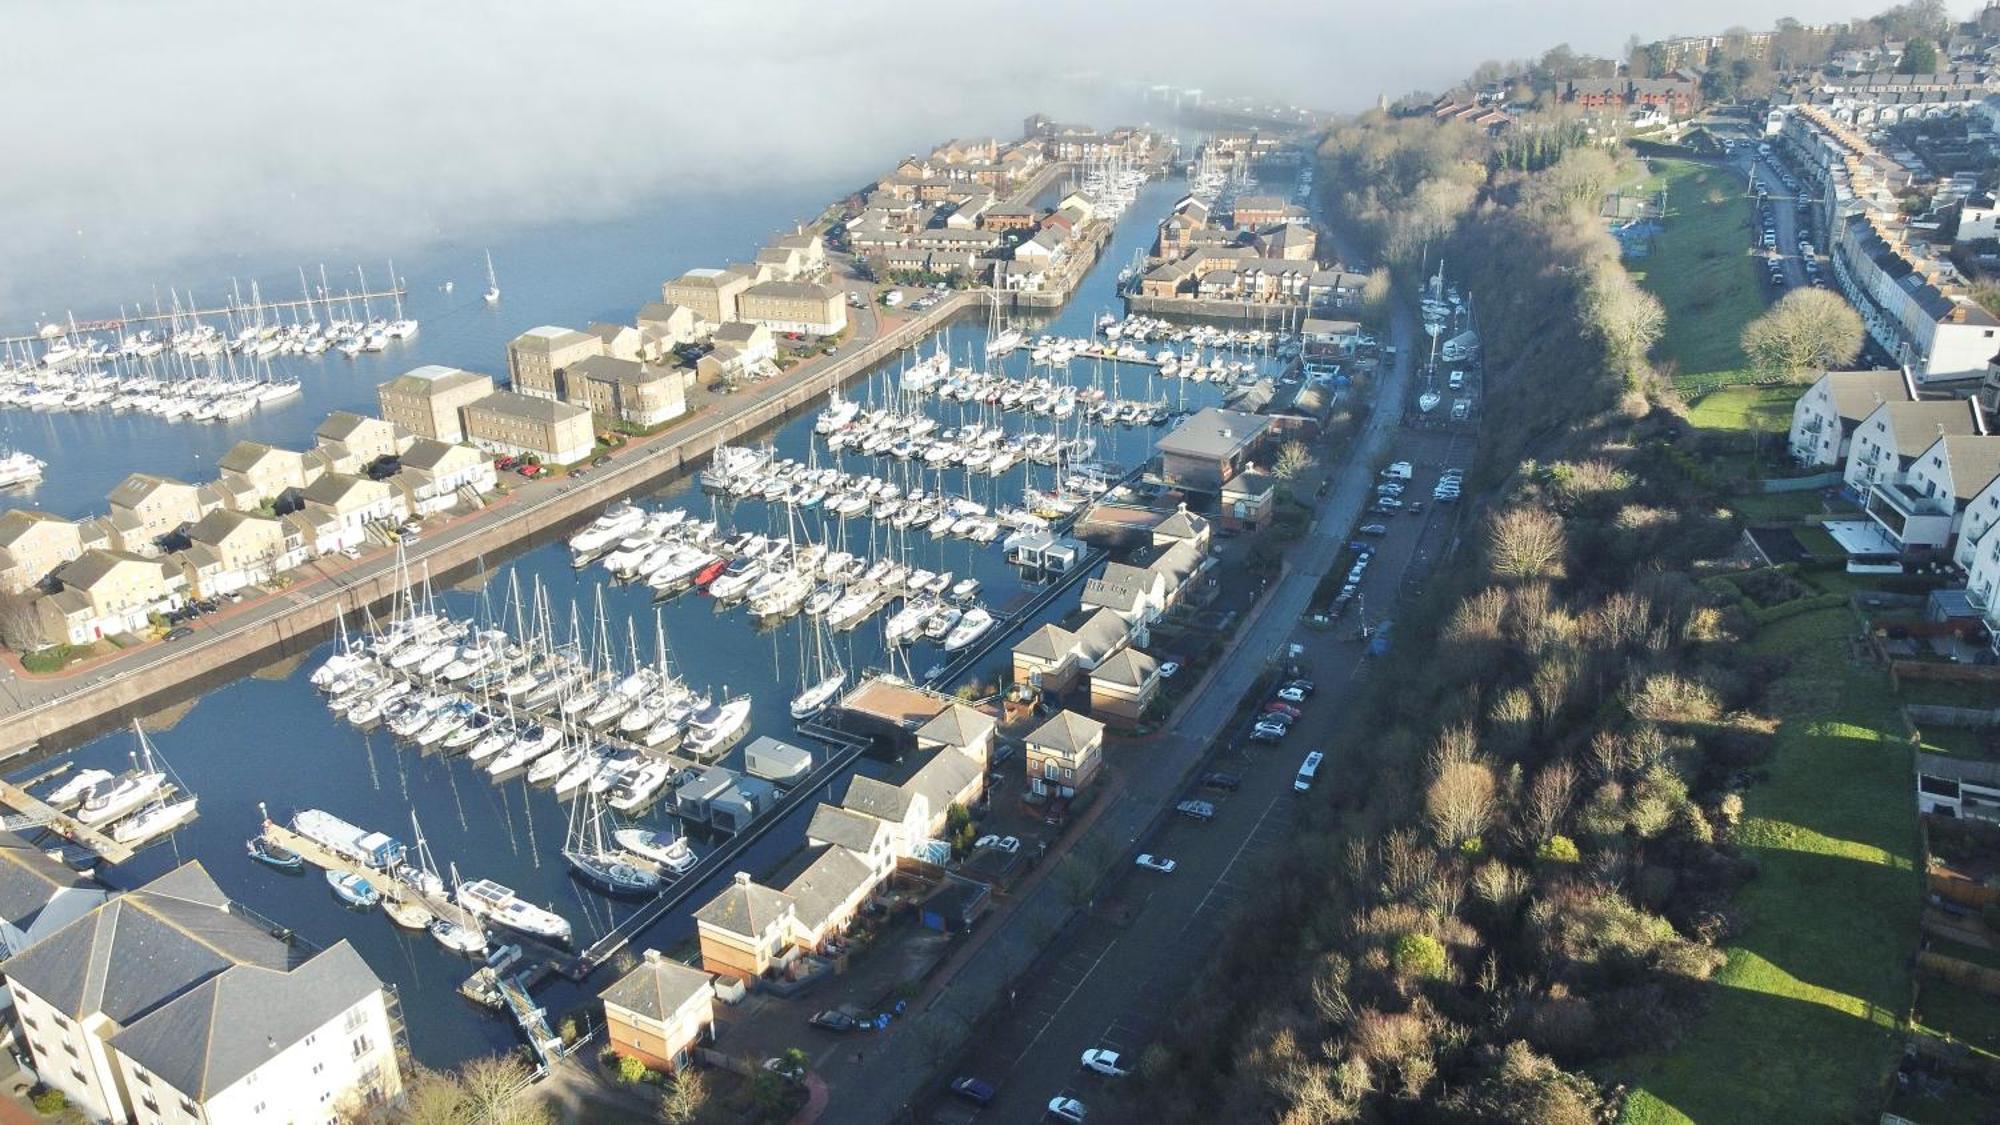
[{"x1": 12, "y1": 175, "x2": 1293, "y2": 1067}]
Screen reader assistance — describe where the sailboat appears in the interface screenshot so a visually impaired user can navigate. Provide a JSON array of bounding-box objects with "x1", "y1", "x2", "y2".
[
  {"x1": 429, "y1": 858, "x2": 487, "y2": 955},
  {"x1": 483, "y1": 250, "x2": 501, "y2": 305},
  {"x1": 111, "y1": 792, "x2": 199, "y2": 845},
  {"x1": 790, "y1": 611, "x2": 846, "y2": 720},
  {"x1": 563, "y1": 789, "x2": 662, "y2": 898}
]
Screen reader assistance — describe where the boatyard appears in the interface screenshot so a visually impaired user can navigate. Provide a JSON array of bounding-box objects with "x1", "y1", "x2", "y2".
[{"x1": 0, "y1": 119, "x2": 1339, "y2": 1074}]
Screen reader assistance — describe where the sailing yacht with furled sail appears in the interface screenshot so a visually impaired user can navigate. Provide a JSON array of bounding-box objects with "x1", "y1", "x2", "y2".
[
  {"x1": 483, "y1": 250, "x2": 501, "y2": 305},
  {"x1": 563, "y1": 788, "x2": 662, "y2": 897}
]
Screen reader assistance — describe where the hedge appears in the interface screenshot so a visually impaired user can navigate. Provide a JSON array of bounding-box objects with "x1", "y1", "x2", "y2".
[{"x1": 1745, "y1": 592, "x2": 1849, "y2": 626}]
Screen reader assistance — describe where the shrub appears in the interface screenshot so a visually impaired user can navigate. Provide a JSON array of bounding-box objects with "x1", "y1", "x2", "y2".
[
  {"x1": 1392, "y1": 932, "x2": 1450, "y2": 981},
  {"x1": 1538, "y1": 835, "x2": 1581, "y2": 864},
  {"x1": 29, "y1": 1087, "x2": 66, "y2": 1115},
  {"x1": 616, "y1": 1053, "x2": 649, "y2": 1084}
]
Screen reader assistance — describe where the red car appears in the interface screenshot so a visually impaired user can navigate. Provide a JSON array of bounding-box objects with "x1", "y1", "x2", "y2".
[
  {"x1": 1263, "y1": 701, "x2": 1303, "y2": 720},
  {"x1": 517, "y1": 463, "x2": 544, "y2": 478},
  {"x1": 494, "y1": 455, "x2": 518, "y2": 470}
]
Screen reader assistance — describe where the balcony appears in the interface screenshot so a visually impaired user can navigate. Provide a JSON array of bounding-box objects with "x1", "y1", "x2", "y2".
[{"x1": 1866, "y1": 482, "x2": 1953, "y2": 549}]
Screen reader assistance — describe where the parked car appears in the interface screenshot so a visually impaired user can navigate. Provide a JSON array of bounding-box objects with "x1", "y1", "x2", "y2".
[
  {"x1": 1047, "y1": 1096, "x2": 1088, "y2": 1123},
  {"x1": 1081, "y1": 1049, "x2": 1129, "y2": 1077},
  {"x1": 975, "y1": 834, "x2": 1021, "y2": 854},
  {"x1": 1249, "y1": 724, "x2": 1286, "y2": 744},
  {"x1": 1275, "y1": 685, "x2": 1309, "y2": 704},
  {"x1": 1201, "y1": 771, "x2": 1242, "y2": 791},
  {"x1": 1263, "y1": 700, "x2": 1303, "y2": 719},
  {"x1": 949, "y1": 1077, "x2": 998, "y2": 1105},
  {"x1": 809, "y1": 1010, "x2": 860, "y2": 1032},
  {"x1": 1176, "y1": 799, "x2": 1216, "y2": 820},
  {"x1": 1357, "y1": 523, "x2": 1389, "y2": 536},
  {"x1": 1135, "y1": 854, "x2": 1176, "y2": 874},
  {"x1": 1158, "y1": 660, "x2": 1181, "y2": 678},
  {"x1": 590, "y1": 454, "x2": 613, "y2": 467},
  {"x1": 762, "y1": 1057, "x2": 806, "y2": 1083},
  {"x1": 164, "y1": 626, "x2": 195, "y2": 642},
  {"x1": 1381, "y1": 461, "x2": 1413, "y2": 480}
]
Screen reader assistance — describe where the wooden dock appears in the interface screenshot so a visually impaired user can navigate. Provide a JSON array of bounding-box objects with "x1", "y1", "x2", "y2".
[
  {"x1": 258, "y1": 819, "x2": 476, "y2": 930},
  {"x1": 0, "y1": 779, "x2": 136, "y2": 864}
]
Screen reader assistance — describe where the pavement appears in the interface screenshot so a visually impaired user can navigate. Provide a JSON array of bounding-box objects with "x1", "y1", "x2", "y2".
[{"x1": 775, "y1": 279, "x2": 1458, "y2": 1122}]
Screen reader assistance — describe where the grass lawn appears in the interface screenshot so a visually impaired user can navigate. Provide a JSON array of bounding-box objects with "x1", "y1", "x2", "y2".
[
  {"x1": 1620, "y1": 607, "x2": 1920, "y2": 1124},
  {"x1": 1913, "y1": 977, "x2": 2000, "y2": 1058},
  {"x1": 1627, "y1": 158, "x2": 1771, "y2": 391}
]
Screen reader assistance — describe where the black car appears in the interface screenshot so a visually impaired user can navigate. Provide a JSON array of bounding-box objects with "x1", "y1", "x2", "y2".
[
  {"x1": 1283, "y1": 678, "x2": 1317, "y2": 696},
  {"x1": 809, "y1": 1010, "x2": 860, "y2": 1032},
  {"x1": 164, "y1": 626, "x2": 194, "y2": 642},
  {"x1": 590, "y1": 454, "x2": 613, "y2": 467},
  {"x1": 950, "y1": 1077, "x2": 998, "y2": 1105},
  {"x1": 1201, "y1": 771, "x2": 1243, "y2": 791}
]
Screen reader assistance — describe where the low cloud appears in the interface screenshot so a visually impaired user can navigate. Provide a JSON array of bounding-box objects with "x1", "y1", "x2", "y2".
[{"x1": 0, "y1": 0, "x2": 1892, "y2": 313}]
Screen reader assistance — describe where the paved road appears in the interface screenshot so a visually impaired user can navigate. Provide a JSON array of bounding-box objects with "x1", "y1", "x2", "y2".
[
  {"x1": 1744, "y1": 153, "x2": 1813, "y2": 292},
  {"x1": 805, "y1": 275, "x2": 1434, "y2": 1122}
]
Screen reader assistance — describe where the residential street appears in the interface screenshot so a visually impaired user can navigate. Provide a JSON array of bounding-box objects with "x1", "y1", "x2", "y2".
[{"x1": 799, "y1": 287, "x2": 1468, "y2": 1122}]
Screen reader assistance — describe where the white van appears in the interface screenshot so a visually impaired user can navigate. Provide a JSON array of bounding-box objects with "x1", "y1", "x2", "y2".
[{"x1": 1294, "y1": 750, "x2": 1324, "y2": 792}]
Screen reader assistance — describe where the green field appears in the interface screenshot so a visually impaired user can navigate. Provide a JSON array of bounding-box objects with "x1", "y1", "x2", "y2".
[
  {"x1": 1622, "y1": 609, "x2": 1918, "y2": 1124},
  {"x1": 1627, "y1": 159, "x2": 1773, "y2": 391},
  {"x1": 1619, "y1": 156, "x2": 1924, "y2": 1125}
]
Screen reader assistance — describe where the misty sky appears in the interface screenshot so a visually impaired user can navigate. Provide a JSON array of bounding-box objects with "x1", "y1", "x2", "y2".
[{"x1": 0, "y1": 1, "x2": 1932, "y2": 317}]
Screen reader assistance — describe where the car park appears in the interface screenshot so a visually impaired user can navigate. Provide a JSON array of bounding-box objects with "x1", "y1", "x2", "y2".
[
  {"x1": 950, "y1": 1077, "x2": 997, "y2": 1105},
  {"x1": 1201, "y1": 770, "x2": 1242, "y2": 791},
  {"x1": 809, "y1": 1010, "x2": 860, "y2": 1032},
  {"x1": 1047, "y1": 1096, "x2": 1089, "y2": 1122},
  {"x1": 1135, "y1": 854, "x2": 1176, "y2": 873},
  {"x1": 1081, "y1": 1049, "x2": 1128, "y2": 1077}
]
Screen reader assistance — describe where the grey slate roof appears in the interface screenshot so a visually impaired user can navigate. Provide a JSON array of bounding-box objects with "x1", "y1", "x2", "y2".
[
  {"x1": 1876, "y1": 400, "x2": 1985, "y2": 456},
  {"x1": 841, "y1": 775, "x2": 915, "y2": 823},
  {"x1": 466, "y1": 390, "x2": 591, "y2": 425},
  {"x1": 1027, "y1": 710, "x2": 1105, "y2": 758},
  {"x1": 1, "y1": 863, "x2": 307, "y2": 1025},
  {"x1": 1819, "y1": 369, "x2": 1912, "y2": 423},
  {"x1": 0, "y1": 831, "x2": 95, "y2": 931},
  {"x1": 782, "y1": 846, "x2": 875, "y2": 932},
  {"x1": 1927, "y1": 434, "x2": 2000, "y2": 500},
  {"x1": 1092, "y1": 647, "x2": 1160, "y2": 689},
  {"x1": 916, "y1": 703, "x2": 995, "y2": 749},
  {"x1": 806, "y1": 804, "x2": 890, "y2": 854},
  {"x1": 109, "y1": 941, "x2": 381, "y2": 1100},
  {"x1": 908, "y1": 748, "x2": 981, "y2": 814},
  {"x1": 692, "y1": 874, "x2": 795, "y2": 939},
  {"x1": 108, "y1": 473, "x2": 192, "y2": 509},
  {"x1": 599, "y1": 953, "x2": 712, "y2": 1022},
  {"x1": 1014, "y1": 623, "x2": 1078, "y2": 663}
]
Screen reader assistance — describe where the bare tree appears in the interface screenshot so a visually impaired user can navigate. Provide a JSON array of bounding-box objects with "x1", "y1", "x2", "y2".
[
  {"x1": 1740, "y1": 288, "x2": 1864, "y2": 381},
  {"x1": 1488, "y1": 508, "x2": 1566, "y2": 580},
  {"x1": 0, "y1": 591, "x2": 41, "y2": 652},
  {"x1": 1426, "y1": 760, "x2": 1497, "y2": 846},
  {"x1": 396, "y1": 1065, "x2": 468, "y2": 1125},
  {"x1": 1274, "y1": 441, "x2": 1317, "y2": 481},
  {"x1": 458, "y1": 1054, "x2": 550, "y2": 1125},
  {"x1": 1515, "y1": 762, "x2": 1577, "y2": 849},
  {"x1": 659, "y1": 1068, "x2": 709, "y2": 1125}
]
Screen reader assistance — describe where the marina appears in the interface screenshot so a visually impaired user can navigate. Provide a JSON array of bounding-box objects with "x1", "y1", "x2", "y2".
[{"x1": 1, "y1": 164, "x2": 1305, "y2": 1068}]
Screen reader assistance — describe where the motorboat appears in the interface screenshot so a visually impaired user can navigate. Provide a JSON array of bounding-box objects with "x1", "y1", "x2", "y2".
[
  {"x1": 246, "y1": 837, "x2": 303, "y2": 870},
  {"x1": 44, "y1": 768, "x2": 113, "y2": 808},
  {"x1": 606, "y1": 759, "x2": 674, "y2": 813},
  {"x1": 943, "y1": 607, "x2": 994, "y2": 652},
  {"x1": 457, "y1": 878, "x2": 572, "y2": 943},
  {"x1": 77, "y1": 770, "x2": 168, "y2": 826},
  {"x1": 328, "y1": 871, "x2": 380, "y2": 909},
  {"x1": 614, "y1": 828, "x2": 699, "y2": 876},
  {"x1": 110, "y1": 795, "x2": 199, "y2": 845},
  {"x1": 683, "y1": 698, "x2": 751, "y2": 760}
]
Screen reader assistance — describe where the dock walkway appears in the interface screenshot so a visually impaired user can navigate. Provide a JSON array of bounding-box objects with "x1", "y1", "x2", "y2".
[{"x1": 0, "y1": 779, "x2": 135, "y2": 864}]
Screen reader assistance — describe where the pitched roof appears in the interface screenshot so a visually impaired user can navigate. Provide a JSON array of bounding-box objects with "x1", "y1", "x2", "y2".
[
  {"x1": 1923, "y1": 434, "x2": 2000, "y2": 500},
  {"x1": 806, "y1": 804, "x2": 890, "y2": 854},
  {"x1": 109, "y1": 941, "x2": 381, "y2": 1100},
  {"x1": 1081, "y1": 577, "x2": 1145, "y2": 615},
  {"x1": 916, "y1": 703, "x2": 995, "y2": 749},
  {"x1": 782, "y1": 846, "x2": 875, "y2": 932},
  {"x1": 571, "y1": 354, "x2": 671, "y2": 387},
  {"x1": 0, "y1": 509, "x2": 75, "y2": 549},
  {"x1": 1014, "y1": 623, "x2": 1078, "y2": 663},
  {"x1": 907, "y1": 748, "x2": 981, "y2": 813},
  {"x1": 0, "y1": 831, "x2": 96, "y2": 932},
  {"x1": 1872, "y1": 399, "x2": 1985, "y2": 455},
  {"x1": 55, "y1": 549, "x2": 169, "y2": 592},
  {"x1": 692, "y1": 874, "x2": 795, "y2": 939},
  {"x1": 1152, "y1": 507, "x2": 1209, "y2": 544},
  {"x1": 1818, "y1": 368, "x2": 1914, "y2": 423},
  {"x1": 840, "y1": 775, "x2": 916, "y2": 823},
  {"x1": 399, "y1": 437, "x2": 477, "y2": 473},
  {"x1": 217, "y1": 441, "x2": 290, "y2": 476},
  {"x1": 1092, "y1": 647, "x2": 1160, "y2": 689},
  {"x1": 1073, "y1": 608, "x2": 1132, "y2": 663},
  {"x1": 464, "y1": 390, "x2": 591, "y2": 425},
  {"x1": 1149, "y1": 539, "x2": 1206, "y2": 586},
  {"x1": 598, "y1": 953, "x2": 713, "y2": 1022},
  {"x1": 1, "y1": 863, "x2": 307, "y2": 1024},
  {"x1": 300, "y1": 472, "x2": 385, "y2": 508},
  {"x1": 184, "y1": 509, "x2": 278, "y2": 549},
  {"x1": 315, "y1": 411, "x2": 391, "y2": 444},
  {"x1": 108, "y1": 473, "x2": 193, "y2": 509},
  {"x1": 1027, "y1": 710, "x2": 1105, "y2": 757}
]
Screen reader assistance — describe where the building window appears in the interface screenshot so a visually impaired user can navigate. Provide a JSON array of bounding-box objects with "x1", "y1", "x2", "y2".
[
  {"x1": 136, "y1": 1070, "x2": 152, "y2": 1086},
  {"x1": 69, "y1": 1068, "x2": 86, "y2": 1087},
  {"x1": 180, "y1": 1098, "x2": 196, "y2": 1116},
  {"x1": 62, "y1": 1042, "x2": 78, "y2": 1059}
]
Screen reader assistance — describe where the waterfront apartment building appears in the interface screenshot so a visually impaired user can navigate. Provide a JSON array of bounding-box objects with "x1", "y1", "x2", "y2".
[
  {"x1": 506, "y1": 326, "x2": 604, "y2": 401},
  {"x1": 34, "y1": 550, "x2": 185, "y2": 644},
  {"x1": 217, "y1": 441, "x2": 320, "y2": 507},
  {"x1": 2, "y1": 863, "x2": 402, "y2": 1125},
  {"x1": 314, "y1": 412, "x2": 413, "y2": 476},
  {"x1": 663, "y1": 267, "x2": 753, "y2": 327},
  {"x1": 106, "y1": 474, "x2": 215, "y2": 555},
  {"x1": 397, "y1": 438, "x2": 498, "y2": 515},
  {"x1": 600, "y1": 951, "x2": 717, "y2": 1075},
  {"x1": 0, "y1": 833, "x2": 107, "y2": 963},
  {"x1": 178, "y1": 509, "x2": 300, "y2": 597},
  {"x1": 376, "y1": 365, "x2": 495, "y2": 444},
  {"x1": 636, "y1": 302, "x2": 701, "y2": 360},
  {"x1": 463, "y1": 391, "x2": 596, "y2": 466},
  {"x1": 0, "y1": 511, "x2": 82, "y2": 595},
  {"x1": 300, "y1": 473, "x2": 410, "y2": 551},
  {"x1": 735, "y1": 281, "x2": 848, "y2": 337},
  {"x1": 566, "y1": 355, "x2": 688, "y2": 430},
  {"x1": 1153, "y1": 406, "x2": 1272, "y2": 493}
]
